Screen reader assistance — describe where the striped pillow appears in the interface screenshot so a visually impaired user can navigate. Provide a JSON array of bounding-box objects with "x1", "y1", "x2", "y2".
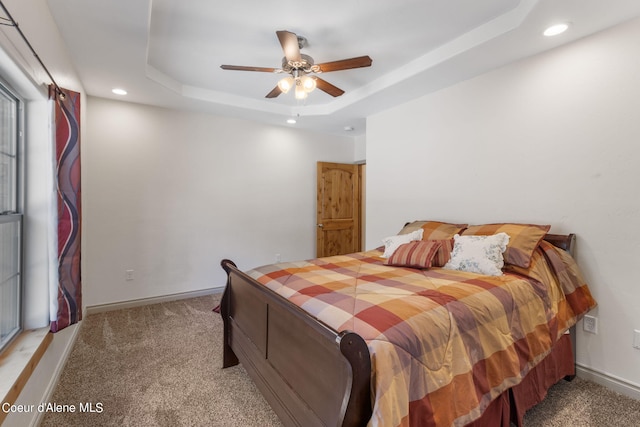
[
  {"x1": 462, "y1": 223, "x2": 550, "y2": 268},
  {"x1": 385, "y1": 240, "x2": 442, "y2": 269},
  {"x1": 430, "y1": 239, "x2": 455, "y2": 267}
]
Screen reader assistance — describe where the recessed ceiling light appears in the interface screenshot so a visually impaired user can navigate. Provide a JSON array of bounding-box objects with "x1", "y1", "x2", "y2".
[
  {"x1": 543, "y1": 23, "x2": 569, "y2": 37},
  {"x1": 286, "y1": 118, "x2": 297, "y2": 124},
  {"x1": 112, "y1": 88, "x2": 127, "y2": 95}
]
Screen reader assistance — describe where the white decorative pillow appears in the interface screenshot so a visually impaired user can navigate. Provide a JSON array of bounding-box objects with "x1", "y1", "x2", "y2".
[
  {"x1": 381, "y1": 229, "x2": 424, "y2": 258},
  {"x1": 443, "y1": 233, "x2": 510, "y2": 276}
]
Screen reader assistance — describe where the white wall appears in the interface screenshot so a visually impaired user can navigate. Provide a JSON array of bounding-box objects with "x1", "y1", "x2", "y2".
[
  {"x1": 354, "y1": 134, "x2": 366, "y2": 163},
  {"x1": 366, "y1": 18, "x2": 640, "y2": 394},
  {"x1": 84, "y1": 97, "x2": 356, "y2": 306}
]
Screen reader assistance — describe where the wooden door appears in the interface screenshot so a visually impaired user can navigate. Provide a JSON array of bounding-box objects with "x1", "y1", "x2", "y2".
[{"x1": 316, "y1": 162, "x2": 362, "y2": 257}]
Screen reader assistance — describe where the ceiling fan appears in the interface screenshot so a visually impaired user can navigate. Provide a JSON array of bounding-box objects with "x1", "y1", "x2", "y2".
[{"x1": 220, "y1": 30, "x2": 372, "y2": 100}]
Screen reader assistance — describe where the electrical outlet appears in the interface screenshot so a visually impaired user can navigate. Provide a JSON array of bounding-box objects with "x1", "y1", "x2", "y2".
[
  {"x1": 125, "y1": 269, "x2": 134, "y2": 281},
  {"x1": 275, "y1": 253, "x2": 281, "y2": 263},
  {"x1": 633, "y1": 330, "x2": 640, "y2": 349},
  {"x1": 583, "y1": 315, "x2": 598, "y2": 334}
]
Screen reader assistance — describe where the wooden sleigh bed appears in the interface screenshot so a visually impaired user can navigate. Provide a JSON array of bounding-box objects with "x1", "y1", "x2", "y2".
[{"x1": 219, "y1": 222, "x2": 596, "y2": 427}]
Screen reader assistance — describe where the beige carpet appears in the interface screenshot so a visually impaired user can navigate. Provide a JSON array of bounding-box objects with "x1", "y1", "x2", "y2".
[
  {"x1": 41, "y1": 294, "x2": 640, "y2": 426},
  {"x1": 41, "y1": 294, "x2": 281, "y2": 427}
]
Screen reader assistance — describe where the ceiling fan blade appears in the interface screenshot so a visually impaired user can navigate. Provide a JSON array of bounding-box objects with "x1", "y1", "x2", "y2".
[
  {"x1": 276, "y1": 30, "x2": 301, "y2": 63},
  {"x1": 265, "y1": 86, "x2": 283, "y2": 98},
  {"x1": 315, "y1": 77, "x2": 345, "y2": 97},
  {"x1": 220, "y1": 65, "x2": 278, "y2": 72},
  {"x1": 316, "y1": 56, "x2": 372, "y2": 73}
]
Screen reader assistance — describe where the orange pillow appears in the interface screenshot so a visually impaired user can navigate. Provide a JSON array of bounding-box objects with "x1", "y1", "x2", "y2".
[
  {"x1": 398, "y1": 221, "x2": 468, "y2": 240},
  {"x1": 385, "y1": 240, "x2": 442, "y2": 269},
  {"x1": 462, "y1": 223, "x2": 550, "y2": 268}
]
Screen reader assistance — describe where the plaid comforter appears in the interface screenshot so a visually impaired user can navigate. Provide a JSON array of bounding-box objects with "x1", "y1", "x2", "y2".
[{"x1": 247, "y1": 241, "x2": 596, "y2": 427}]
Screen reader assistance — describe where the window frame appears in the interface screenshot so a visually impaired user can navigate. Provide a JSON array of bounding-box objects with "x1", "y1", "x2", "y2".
[{"x1": 0, "y1": 77, "x2": 24, "y2": 354}]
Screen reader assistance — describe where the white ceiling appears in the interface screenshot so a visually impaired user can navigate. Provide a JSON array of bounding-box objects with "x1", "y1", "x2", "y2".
[{"x1": 47, "y1": 0, "x2": 640, "y2": 136}]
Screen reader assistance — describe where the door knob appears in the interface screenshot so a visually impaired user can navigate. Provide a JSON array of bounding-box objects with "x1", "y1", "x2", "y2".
[{"x1": 317, "y1": 223, "x2": 323, "y2": 228}]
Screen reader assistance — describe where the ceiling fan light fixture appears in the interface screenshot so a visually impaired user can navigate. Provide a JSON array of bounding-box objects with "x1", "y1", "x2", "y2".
[
  {"x1": 300, "y1": 75, "x2": 317, "y2": 93},
  {"x1": 277, "y1": 76, "x2": 295, "y2": 93},
  {"x1": 294, "y1": 83, "x2": 308, "y2": 100}
]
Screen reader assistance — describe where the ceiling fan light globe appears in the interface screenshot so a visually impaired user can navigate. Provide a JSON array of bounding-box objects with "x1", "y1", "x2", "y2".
[
  {"x1": 278, "y1": 76, "x2": 294, "y2": 93},
  {"x1": 301, "y1": 75, "x2": 317, "y2": 93},
  {"x1": 295, "y1": 84, "x2": 308, "y2": 100}
]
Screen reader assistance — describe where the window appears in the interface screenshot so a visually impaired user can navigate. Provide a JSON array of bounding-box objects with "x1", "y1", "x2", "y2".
[{"x1": 0, "y1": 79, "x2": 22, "y2": 353}]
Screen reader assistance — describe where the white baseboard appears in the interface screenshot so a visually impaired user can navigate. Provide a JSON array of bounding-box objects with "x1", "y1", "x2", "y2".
[
  {"x1": 576, "y1": 364, "x2": 640, "y2": 401},
  {"x1": 85, "y1": 287, "x2": 224, "y2": 315}
]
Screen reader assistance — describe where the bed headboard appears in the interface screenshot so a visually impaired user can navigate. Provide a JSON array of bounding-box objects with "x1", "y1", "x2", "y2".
[{"x1": 543, "y1": 233, "x2": 576, "y2": 255}]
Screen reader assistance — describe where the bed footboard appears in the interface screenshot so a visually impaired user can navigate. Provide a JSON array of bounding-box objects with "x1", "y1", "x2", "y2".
[{"x1": 220, "y1": 259, "x2": 372, "y2": 427}]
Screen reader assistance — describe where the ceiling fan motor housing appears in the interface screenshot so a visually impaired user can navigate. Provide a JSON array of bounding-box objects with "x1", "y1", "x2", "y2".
[{"x1": 282, "y1": 54, "x2": 320, "y2": 74}]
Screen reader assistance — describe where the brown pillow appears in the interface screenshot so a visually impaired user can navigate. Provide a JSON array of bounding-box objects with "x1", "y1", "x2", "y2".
[
  {"x1": 462, "y1": 223, "x2": 550, "y2": 268},
  {"x1": 398, "y1": 221, "x2": 468, "y2": 240},
  {"x1": 385, "y1": 240, "x2": 442, "y2": 269}
]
